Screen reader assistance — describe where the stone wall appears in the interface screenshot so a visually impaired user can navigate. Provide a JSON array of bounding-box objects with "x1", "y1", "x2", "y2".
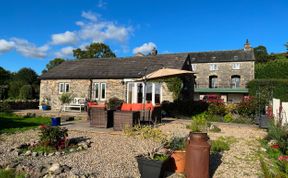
[
  {"x1": 193, "y1": 61, "x2": 254, "y2": 88},
  {"x1": 40, "y1": 79, "x2": 174, "y2": 110},
  {"x1": 40, "y1": 79, "x2": 90, "y2": 110}
]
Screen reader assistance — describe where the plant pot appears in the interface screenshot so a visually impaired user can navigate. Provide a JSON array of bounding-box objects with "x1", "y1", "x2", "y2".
[
  {"x1": 51, "y1": 117, "x2": 61, "y2": 126},
  {"x1": 42, "y1": 105, "x2": 50, "y2": 110},
  {"x1": 171, "y1": 150, "x2": 186, "y2": 173},
  {"x1": 136, "y1": 156, "x2": 168, "y2": 178}
]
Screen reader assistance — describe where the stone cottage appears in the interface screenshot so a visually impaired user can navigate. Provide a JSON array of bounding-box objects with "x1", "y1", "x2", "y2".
[{"x1": 40, "y1": 41, "x2": 255, "y2": 110}]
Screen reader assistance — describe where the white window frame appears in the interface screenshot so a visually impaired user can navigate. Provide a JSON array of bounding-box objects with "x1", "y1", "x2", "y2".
[
  {"x1": 59, "y1": 82, "x2": 70, "y2": 94},
  {"x1": 232, "y1": 63, "x2": 240, "y2": 70},
  {"x1": 191, "y1": 64, "x2": 197, "y2": 71},
  {"x1": 100, "y1": 83, "x2": 106, "y2": 100},
  {"x1": 209, "y1": 64, "x2": 218, "y2": 71},
  {"x1": 92, "y1": 83, "x2": 100, "y2": 100}
]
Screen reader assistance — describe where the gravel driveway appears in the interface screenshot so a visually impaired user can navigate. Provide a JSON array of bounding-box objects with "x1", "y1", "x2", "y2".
[{"x1": 0, "y1": 120, "x2": 266, "y2": 178}]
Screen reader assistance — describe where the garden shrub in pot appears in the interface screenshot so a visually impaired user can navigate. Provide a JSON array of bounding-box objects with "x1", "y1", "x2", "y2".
[
  {"x1": 167, "y1": 137, "x2": 187, "y2": 173},
  {"x1": 107, "y1": 97, "x2": 123, "y2": 110}
]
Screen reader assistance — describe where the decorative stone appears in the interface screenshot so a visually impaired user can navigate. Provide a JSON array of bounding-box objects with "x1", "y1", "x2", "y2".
[
  {"x1": 55, "y1": 151, "x2": 61, "y2": 156},
  {"x1": 24, "y1": 150, "x2": 32, "y2": 156},
  {"x1": 17, "y1": 143, "x2": 28, "y2": 149},
  {"x1": 48, "y1": 152, "x2": 54, "y2": 157},
  {"x1": 32, "y1": 152, "x2": 38, "y2": 157},
  {"x1": 69, "y1": 148, "x2": 75, "y2": 152},
  {"x1": 76, "y1": 146, "x2": 83, "y2": 151},
  {"x1": 48, "y1": 163, "x2": 60, "y2": 173},
  {"x1": 62, "y1": 165, "x2": 71, "y2": 172}
]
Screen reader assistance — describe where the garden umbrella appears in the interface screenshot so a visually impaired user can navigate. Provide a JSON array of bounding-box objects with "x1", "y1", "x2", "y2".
[{"x1": 137, "y1": 68, "x2": 195, "y2": 81}]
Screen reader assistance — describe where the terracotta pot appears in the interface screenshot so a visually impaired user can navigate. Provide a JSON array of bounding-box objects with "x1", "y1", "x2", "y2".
[{"x1": 171, "y1": 150, "x2": 186, "y2": 173}]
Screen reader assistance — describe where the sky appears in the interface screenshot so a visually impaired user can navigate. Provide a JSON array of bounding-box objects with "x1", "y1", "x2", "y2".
[{"x1": 0, "y1": 0, "x2": 287, "y2": 74}]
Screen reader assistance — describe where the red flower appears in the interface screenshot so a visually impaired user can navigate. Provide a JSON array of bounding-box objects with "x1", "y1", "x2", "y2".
[
  {"x1": 39, "y1": 124, "x2": 47, "y2": 129},
  {"x1": 271, "y1": 144, "x2": 280, "y2": 149},
  {"x1": 278, "y1": 155, "x2": 288, "y2": 161}
]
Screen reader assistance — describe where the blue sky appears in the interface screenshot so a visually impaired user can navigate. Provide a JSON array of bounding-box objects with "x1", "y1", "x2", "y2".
[{"x1": 0, "y1": 0, "x2": 287, "y2": 74}]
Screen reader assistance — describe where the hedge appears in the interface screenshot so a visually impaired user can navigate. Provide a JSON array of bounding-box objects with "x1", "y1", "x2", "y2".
[
  {"x1": 0, "y1": 100, "x2": 39, "y2": 110},
  {"x1": 247, "y1": 79, "x2": 288, "y2": 102},
  {"x1": 255, "y1": 60, "x2": 288, "y2": 79}
]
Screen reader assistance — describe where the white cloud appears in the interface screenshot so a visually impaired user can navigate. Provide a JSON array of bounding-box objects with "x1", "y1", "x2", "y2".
[
  {"x1": 51, "y1": 31, "x2": 77, "y2": 45},
  {"x1": 11, "y1": 38, "x2": 49, "y2": 58},
  {"x1": 77, "y1": 11, "x2": 133, "y2": 43},
  {"x1": 55, "y1": 46, "x2": 74, "y2": 58},
  {"x1": 133, "y1": 42, "x2": 157, "y2": 54},
  {"x1": 97, "y1": 0, "x2": 107, "y2": 8},
  {"x1": 0, "y1": 39, "x2": 14, "y2": 53}
]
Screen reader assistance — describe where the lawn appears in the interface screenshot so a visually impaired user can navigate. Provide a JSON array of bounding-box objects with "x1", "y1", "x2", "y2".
[{"x1": 0, "y1": 112, "x2": 51, "y2": 134}]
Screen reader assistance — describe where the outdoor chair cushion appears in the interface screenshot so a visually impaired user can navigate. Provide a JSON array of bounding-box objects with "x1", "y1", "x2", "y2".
[
  {"x1": 121, "y1": 103, "x2": 132, "y2": 111},
  {"x1": 131, "y1": 103, "x2": 144, "y2": 111}
]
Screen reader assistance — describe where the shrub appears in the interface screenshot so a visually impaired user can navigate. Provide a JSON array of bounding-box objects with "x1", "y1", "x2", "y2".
[
  {"x1": 211, "y1": 136, "x2": 236, "y2": 153},
  {"x1": 39, "y1": 125, "x2": 68, "y2": 149},
  {"x1": 19, "y1": 85, "x2": 33, "y2": 99},
  {"x1": 124, "y1": 125, "x2": 167, "y2": 143},
  {"x1": 223, "y1": 113, "x2": 233, "y2": 122},
  {"x1": 107, "y1": 97, "x2": 123, "y2": 110},
  {"x1": 208, "y1": 102, "x2": 227, "y2": 116},
  {"x1": 187, "y1": 113, "x2": 208, "y2": 132},
  {"x1": 208, "y1": 124, "x2": 221, "y2": 133},
  {"x1": 0, "y1": 101, "x2": 11, "y2": 112},
  {"x1": 267, "y1": 122, "x2": 288, "y2": 154},
  {"x1": 167, "y1": 137, "x2": 187, "y2": 151},
  {"x1": 236, "y1": 97, "x2": 257, "y2": 117},
  {"x1": 0, "y1": 169, "x2": 26, "y2": 178}
]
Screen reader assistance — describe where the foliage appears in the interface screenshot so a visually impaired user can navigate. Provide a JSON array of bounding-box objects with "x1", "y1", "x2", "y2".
[
  {"x1": 8, "y1": 80, "x2": 26, "y2": 99},
  {"x1": 187, "y1": 113, "x2": 208, "y2": 132},
  {"x1": 208, "y1": 102, "x2": 227, "y2": 116},
  {"x1": 255, "y1": 60, "x2": 288, "y2": 79},
  {"x1": 38, "y1": 125, "x2": 68, "y2": 149},
  {"x1": 236, "y1": 97, "x2": 257, "y2": 117},
  {"x1": 167, "y1": 137, "x2": 187, "y2": 151},
  {"x1": 211, "y1": 136, "x2": 236, "y2": 154},
  {"x1": 124, "y1": 125, "x2": 167, "y2": 143},
  {"x1": 19, "y1": 85, "x2": 33, "y2": 99},
  {"x1": 254, "y1": 45, "x2": 269, "y2": 63},
  {"x1": 153, "y1": 154, "x2": 170, "y2": 161},
  {"x1": 0, "y1": 112, "x2": 50, "y2": 134},
  {"x1": 0, "y1": 101, "x2": 11, "y2": 112},
  {"x1": 0, "y1": 168, "x2": 26, "y2": 178},
  {"x1": 107, "y1": 97, "x2": 123, "y2": 110},
  {"x1": 248, "y1": 79, "x2": 288, "y2": 102},
  {"x1": 208, "y1": 124, "x2": 221, "y2": 133},
  {"x1": 59, "y1": 93, "x2": 73, "y2": 105},
  {"x1": 42, "y1": 58, "x2": 65, "y2": 73},
  {"x1": 223, "y1": 113, "x2": 233, "y2": 122},
  {"x1": 266, "y1": 122, "x2": 288, "y2": 154},
  {"x1": 14, "y1": 67, "x2": 38, "y2": 85},
  {"x1": 73, "y1": 42, "x2": 116, "y2": 59},
  {"x1": 231, "y1": 115, "x2": 254, "y2": 124},
  {"x1": 165, "y1": 77, "x2": 183, "y2": 100},
  {"x1": 0, "y1": 66, "x2": 10, "y2": 85}
]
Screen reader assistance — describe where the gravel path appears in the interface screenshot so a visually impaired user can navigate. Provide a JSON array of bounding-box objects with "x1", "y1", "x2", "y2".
[{"x1": 0, "y1": 120, "x2": 267, "y2": 178}]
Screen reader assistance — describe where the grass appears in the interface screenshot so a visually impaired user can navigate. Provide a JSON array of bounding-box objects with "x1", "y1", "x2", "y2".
[
  {"x1": 0, "y1": 112, "x2": 51, "y2": 134},
  {"x1": 211, "y1": 136, "x2": 237, "y2": 153},
  {"x1": 0, "y1": 169, "x2": 26, "y2": 178}
]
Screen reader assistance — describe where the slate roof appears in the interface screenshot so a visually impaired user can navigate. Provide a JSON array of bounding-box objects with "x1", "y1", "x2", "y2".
[
  {"x1": 40, "y1": 53, "x2": 188, "y2": 79},
  {"x1": 40, "y1": 49, "x2": 255, "y2": 80},
  {"x1": 188, "y1": 49, "x2": 255, "y2": 63}
]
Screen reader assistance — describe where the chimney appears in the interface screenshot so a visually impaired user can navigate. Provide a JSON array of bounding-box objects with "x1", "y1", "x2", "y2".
[
  {"x1": 244, "y1": 39, "x2": 251, "y2": 51},
  {"x1": 151, "y1": 47, "x2": 158, "y2": 56}
]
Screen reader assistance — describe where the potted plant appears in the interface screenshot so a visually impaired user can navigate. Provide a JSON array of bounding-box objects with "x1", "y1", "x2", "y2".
[
  {"x1": 41, "y1": 96, "x2": 50, "y2": 110},
  {"x1": 107, "y1": 97, "x2": 124, "y2": 110},
  {"x1": 167, "y1": 137, "x2": 187, "y2": 173},
  {"x1": 51, "y1": 93, "x2": 73, "y2": 126},
  {"x1": 185, "y1": 113, "x2": 210, "y2": 178},
  {"x1": 136, "y1": 146, "x2": 171, "y2": 178}
]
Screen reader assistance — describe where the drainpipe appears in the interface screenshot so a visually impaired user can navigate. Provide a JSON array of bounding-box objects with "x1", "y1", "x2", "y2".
[{"x1": 89, "y1": 79, "x2": 93, "y2": 101}]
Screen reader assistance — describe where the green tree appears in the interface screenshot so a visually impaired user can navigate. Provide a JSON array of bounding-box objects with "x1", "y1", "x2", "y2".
[
  {"x1": 254, "y1": 45, "x2": 269, "y2": 63},
  {"x1": 0, "y1": 67, "x2": 10, "y2": 85},
  {"x1": 19, "y1": 85, "x2": 33, "y2": 99},
  {"x1": 285, "y1": 42, "x2": 288, "y2": 52},
  {"x1": 15, "y1": 68, "x2": 38, "y2": 85},
  {"x1": 73, "y1": 42, "x2": 116, "y2": 59},
  {"x1": 42, "y1": 58, "x2": 65, "y2": 73}
]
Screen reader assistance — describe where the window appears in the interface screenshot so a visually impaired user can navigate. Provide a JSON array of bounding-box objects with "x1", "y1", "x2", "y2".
[
  {"x1": 59, "y1": 83, "x2": 70, "y2": 93},
  {"x1": 191, "y1": 64, "x2": 197, "y2": 71},
  {"x1": 232, "y1": 63, "x2": 240, "y2": 69},
  {"x1": 231, "y1": 75, "x2": 240, "y2": 88},
  {"x1": 92, "y1": 83, "x2": 99, "y2": 100},
  {"x1": 101, "y1": 83, "x2": 106, "y2": 100},
  {"x1": 209, "y1": 75, "x2": 218, "y2": 88},
  {"x1": 127, "y1": 83, "x2": 134, "y2": 103},
  {"x1": 145, "y1": 83, "x2": 153, "y2": 103},
  {"x1": 155, "y1": 83, "x2": 161, "y2": 104},
  {"x1": 209, "y1": 64, "x2": 218, "y2": 71}
]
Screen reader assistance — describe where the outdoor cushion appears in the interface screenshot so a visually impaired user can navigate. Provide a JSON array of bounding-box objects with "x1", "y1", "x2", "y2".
[
  {"x1": 145, "y1": 103, "x2": 153, "y2": 110},
  {"x1": 121, "y1": 103, "x2": 132, "y2": 111},
  {"x1": 131, "y1": 103, "x2": 144, "y2": 111},
  {"x1": 88, "y1": 102, "x2": 97, "y2": 108}
]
